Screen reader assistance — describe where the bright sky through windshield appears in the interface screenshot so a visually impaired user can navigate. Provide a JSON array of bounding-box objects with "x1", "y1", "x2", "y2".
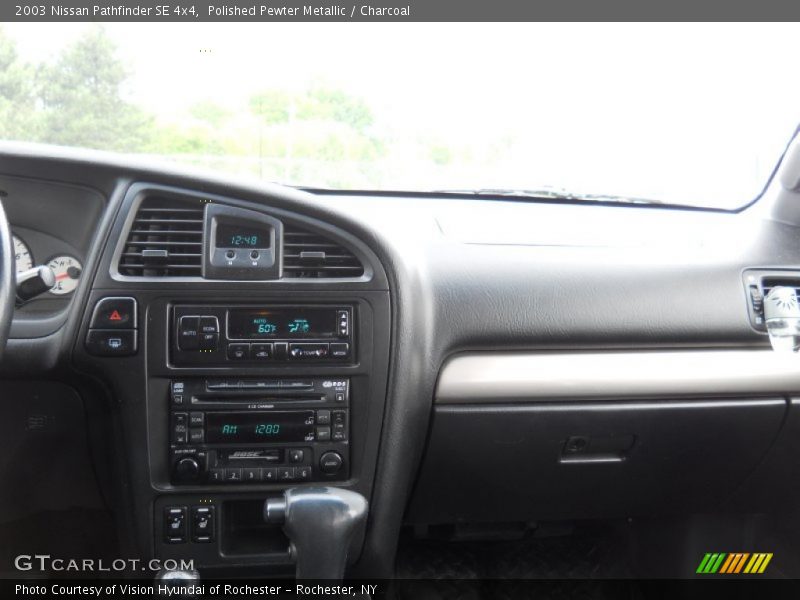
[{"x1": 3, "y1": 22, "x2": 800, "y2": 208}]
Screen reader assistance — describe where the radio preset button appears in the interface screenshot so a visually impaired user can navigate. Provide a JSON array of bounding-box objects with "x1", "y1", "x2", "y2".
[
  {"x1": 250, "y1": 343, "x2": 272, "y2": 360},
  {"x1": 224, "y1": 468, "x2": 243, "y2": 482},
  {"x1": 208, "y1": 468, "x2": 224, "y2": 483},
  {"x1": 243, "y1": 468, "x2": 262, "y2": 482},
  {"x1": 263, "y1": 467, "x2": 277, "y2": 482},
  {"x1": 227, "y1": 343, "x2": 249, "y2": 360},
  {"x1": 297, "y1": 466, "x2": 312, "y2": 481},
  {"x1": 278, "y1": 467, "x2": 296, "y2": 481}
]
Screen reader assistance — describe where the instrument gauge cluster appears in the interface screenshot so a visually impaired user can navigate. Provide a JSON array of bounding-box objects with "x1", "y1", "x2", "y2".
[{"x1": 12, "y1": 232, "x2": 83, "y2": 297}]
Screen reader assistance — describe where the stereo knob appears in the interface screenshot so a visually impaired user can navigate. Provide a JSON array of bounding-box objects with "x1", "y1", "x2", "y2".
[
  {"x1": 173, "y1": 457, "x2": 201, "y2": 482},
  {"x1": 319, "y1": 451, "x2": 343, "y2": 475}
]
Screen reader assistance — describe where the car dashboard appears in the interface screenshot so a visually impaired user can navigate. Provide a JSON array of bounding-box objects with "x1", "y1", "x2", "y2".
[{"x1": 4, "y1": 139, "x2": 800, "y2": 579}]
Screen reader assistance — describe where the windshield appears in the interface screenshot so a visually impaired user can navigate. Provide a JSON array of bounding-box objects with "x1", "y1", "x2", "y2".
[{"x1": 1, "y1": 22, "x2": 799, "y2": 209}]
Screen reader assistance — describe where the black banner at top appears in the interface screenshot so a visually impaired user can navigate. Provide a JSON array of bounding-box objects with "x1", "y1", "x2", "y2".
[{"x1": 3, "y1": 0, "x2": 800, "y2": 22}]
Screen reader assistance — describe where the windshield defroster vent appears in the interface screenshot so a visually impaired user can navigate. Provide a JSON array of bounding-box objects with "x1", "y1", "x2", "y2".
[
  {"x1": 118, "y1": 197, "x2": 206, "y2": 277},
  {"x1": 282, "y1": 225, "x2": 364, "y2": 278}
]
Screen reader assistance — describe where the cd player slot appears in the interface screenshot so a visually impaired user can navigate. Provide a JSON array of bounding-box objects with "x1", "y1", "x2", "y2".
[
  {"x1": 196, "y1": 394, "x2": 325, "y2": 404},
  {"x1": 206, "y1": 380, "x2": 315, "y2": 391}
]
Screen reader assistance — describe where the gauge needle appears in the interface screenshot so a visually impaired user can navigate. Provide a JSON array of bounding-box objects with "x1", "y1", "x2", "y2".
[{"x1": 55, "y1": 273, "x2": 70, "y2": 281}]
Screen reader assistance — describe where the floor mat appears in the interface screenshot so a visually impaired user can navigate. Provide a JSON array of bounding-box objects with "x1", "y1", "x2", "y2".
[{"x1": 396, "y1": 523, "x2": 632, "y2": 580}]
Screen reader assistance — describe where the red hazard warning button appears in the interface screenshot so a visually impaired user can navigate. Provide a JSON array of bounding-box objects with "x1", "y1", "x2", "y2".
[{"x1": 90, "y1": 297, "x2": 137, "y2": 329}]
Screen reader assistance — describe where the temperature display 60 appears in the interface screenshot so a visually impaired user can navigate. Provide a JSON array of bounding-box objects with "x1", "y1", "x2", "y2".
[{"x1": 227, "y1": 308, "x2": 340, "y2": 339}]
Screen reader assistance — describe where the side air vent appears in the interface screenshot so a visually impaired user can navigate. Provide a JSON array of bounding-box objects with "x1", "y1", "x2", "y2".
[
  {"x1": 762, "y1": 283, "x2": 800, "y2": 298},
  {"x1": 282, "y1": 225, "x2": 364, "y2": 278},
  {"x1": 118, "y1": 197, "x2": 206, "y2": 277}
]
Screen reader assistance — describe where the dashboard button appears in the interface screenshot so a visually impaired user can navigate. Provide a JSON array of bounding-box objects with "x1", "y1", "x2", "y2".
[
  {"x1": 243, "y1": 468, "x2": 262, "y2": 482},
  {"x1": 273, "y1": 342, "x2": 288, "y2": 360},
  {"x1": 85, "y1": 329, "x2": 137, "y2": 357},
  {"x1": 319, "y1": 452, "x2": 343, "y2": 475},
  {"x1": 199, "y1": 316, "x2": 219, "y2": 334},
  {"x1": 164, "y1": 507, "x2": 187, "y2": 543},
  {"x1": 315, "y1": 426, "x2": 331, "y2": 442},
  {"x1": 288, "y1": 449, "x2": 304, "y2": 463},
  {"x1": 208, "y1": 468, "x2": 224, "y2": 483},
  {"x1": 199, "y1": 332, "x2": 219, "y2": 350},
  {"x1": 90, "y1": 297, "x2": 137, "y2": 329},
  {"x1": 250, "y1": 343, "x2": 272, "y2": 360},
  {"x1": 263, "y1": 467, "x2": 277, "y2": 482},
  {"x1": 289, "y1": 343, "x2": 329, "y2": 359},
  {"x1": 329, "y1": 343, "x2": 350, "y2": 359},
  {"x1": 278, "y1": 467, "x2": 296, "y2": 481},
  {"x1": 189, "y1": 428, "x2": 204, "y2": 444},
  {"x1": 224, "y1": 468, "x2": 243, "y2": 483},
  {"x1": 317, "y1": 410, "x2": 331, "y2": 425},
  {"x1": 227, "y1": 343, "x2": 249, "y2": 360},
  {"x1": 332, "y1": 423, "x2": 346, "y2": 442},
  {"x1": 191, "y1": 506, "x2": 214, "y2": 542},
  {"x1": 177, "y1": 316, "x2": 200, "y2": 350},
  {"x1": 297, "y1": 466, "x2": 312, "y2": 481}
]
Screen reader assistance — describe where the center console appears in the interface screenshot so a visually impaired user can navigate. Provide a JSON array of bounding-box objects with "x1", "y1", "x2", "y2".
[{"x1": 74, "y1": 183, "x2": 392, "y2": 576}]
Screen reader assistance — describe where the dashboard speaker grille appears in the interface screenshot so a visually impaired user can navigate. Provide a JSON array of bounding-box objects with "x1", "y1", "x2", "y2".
[
  {"x1": 118, "y1": 197, "x2": 205, "y2": 277},
  {"x1": 282, "y1": 225, "x2": 364, "y2": 278}
]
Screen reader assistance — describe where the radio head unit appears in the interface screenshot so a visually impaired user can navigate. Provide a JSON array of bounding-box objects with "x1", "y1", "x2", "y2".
[
  {"x1": 172, "y1": 304, "x2": 353, "y2": 366},
  {"x1": 169, "y1": 377, "x2": 350, "y2": 486}
]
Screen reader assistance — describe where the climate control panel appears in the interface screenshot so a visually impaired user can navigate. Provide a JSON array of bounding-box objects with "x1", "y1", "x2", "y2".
[{"x1": 171, "y1": 304, "x2": 353, "y2": 366}]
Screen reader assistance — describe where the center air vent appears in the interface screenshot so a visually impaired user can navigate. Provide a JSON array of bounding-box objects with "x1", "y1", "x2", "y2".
[
  {"x1": 282, "y1": 225, "x2": 364, "y2": 278},
  {"x1": 118, "y1": 197, "x2": 206, "y2": 277}
]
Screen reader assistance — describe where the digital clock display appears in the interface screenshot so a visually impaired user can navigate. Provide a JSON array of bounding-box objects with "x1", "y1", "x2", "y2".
[
  {"x1": 206, "y1": 411, "x2": 315, "y2": 443},
  {"x1": 216, "y1": 223, "x2": 272, "y2": 249},
  {"x1": 227, "y1": 308, "x2": 340, "y2": 339}
]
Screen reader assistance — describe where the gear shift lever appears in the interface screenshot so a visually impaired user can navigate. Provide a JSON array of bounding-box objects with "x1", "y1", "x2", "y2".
[{"x1": 264, "y1": 487, "x2": 367, "y2": 580}]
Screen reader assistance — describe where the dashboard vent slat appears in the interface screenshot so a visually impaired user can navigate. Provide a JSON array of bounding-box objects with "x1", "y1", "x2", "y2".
[
  {"x1": 282, "y1": 225, "x2": 364, "y2": 279},
  {"x1": 118, "y1": 196, "x2": 206, "y2": 277}
]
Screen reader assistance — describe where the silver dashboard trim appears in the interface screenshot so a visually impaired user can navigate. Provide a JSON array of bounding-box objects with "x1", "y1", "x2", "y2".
[{"x1": 436, "y1": 349, "x2": 800, "y2": 402}]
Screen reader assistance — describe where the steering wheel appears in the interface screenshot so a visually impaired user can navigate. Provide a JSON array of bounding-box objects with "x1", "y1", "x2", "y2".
[{"x1": 0, "y1": 200, "x2": 15, "y2": 361}]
